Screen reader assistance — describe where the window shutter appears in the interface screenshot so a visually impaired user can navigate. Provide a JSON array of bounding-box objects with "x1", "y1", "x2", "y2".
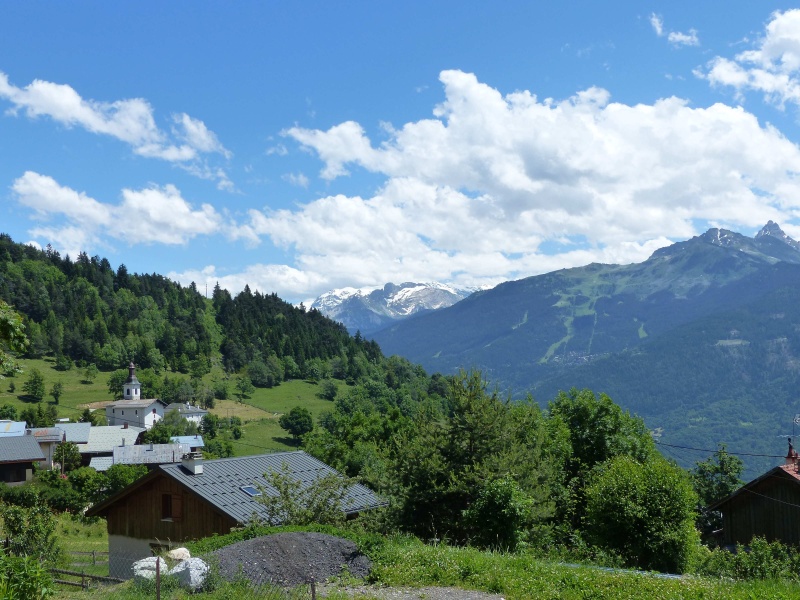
[
  {"x1": 172, "y1": 494, "x2": 183, "y2": 521},
  {"x1": 161, "y1": 493, "x2": 171, "y2": 519}
]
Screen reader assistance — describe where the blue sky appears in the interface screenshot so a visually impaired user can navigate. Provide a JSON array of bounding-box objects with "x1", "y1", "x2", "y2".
[{"x1": 2, "y1": 2, "x2": 800, "y2": 303}]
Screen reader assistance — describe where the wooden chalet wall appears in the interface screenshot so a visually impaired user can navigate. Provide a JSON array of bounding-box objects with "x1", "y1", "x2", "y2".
[
  {"x1": 0, "y1": 463, "x2": 31, "y2": 485},
  {"x1": 105, "y1": 472, "x2": 237, "y2": 543},
  {"x1": 721, "y1": 470, "x2": 800, "y2": 546}
]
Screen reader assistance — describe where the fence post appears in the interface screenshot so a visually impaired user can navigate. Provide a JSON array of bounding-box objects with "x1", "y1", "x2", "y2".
[
  {"x1": 92, "y1": 550, "x2": 96, "y2": 565},
  {"x1": 311, "y1": 576, "x2": 316, "y2": 600},
  {"x1": 156, "y1": 557, "x2": 161, "y2": 600}
]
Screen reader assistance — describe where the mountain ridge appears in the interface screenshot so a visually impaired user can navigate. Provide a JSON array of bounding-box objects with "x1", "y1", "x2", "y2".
[
  {"x1": 311, "y1": 281, "x2": 473, "y2": 335},
  {"x1": 370, "y1": 223, "x2": 800, "y2": 477}
]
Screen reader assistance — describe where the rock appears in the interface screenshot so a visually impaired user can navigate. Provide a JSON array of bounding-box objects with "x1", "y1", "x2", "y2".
[
  {"x1": 168, "y1": 547, "x2": 191, "y2": 561},
  {"x1": 132, "y1": 556, "x2": 168, "y2": 583},
  {"x1": 169, "y1": 557, "x2": 209, "y2": 591}
]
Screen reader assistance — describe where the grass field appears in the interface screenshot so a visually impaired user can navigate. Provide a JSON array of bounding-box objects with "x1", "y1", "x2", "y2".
[
  {"x1": 46, "y1": 523, "x2": 800, "y2": 599},
  {"x1": 0, "y1": 357, "x2": 340, "y2": 456}
]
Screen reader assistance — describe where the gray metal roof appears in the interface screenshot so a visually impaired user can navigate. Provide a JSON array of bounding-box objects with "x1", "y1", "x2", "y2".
[
  {"x1": 159, "y1": 451, "x2": 384, "y2": 525},
  {"x1": 83, "y1": 425, "x2": 145, "y2": 454},
  {"x1": 57, "y1": 422, "x2": 92, "y2": 444},
  {"x1": 0, "y1": 421, "x2": 26, "y2": 437},
  {"x1": 113, "y1": 443, "x2": 189, "y2": 465},
  {"x1": 165, "y1": 403, "x2": 208, "y2": 417},
  {"x1": 170, "y1": 435, "x2": 205, "y2": 448},
  {"x1": 89, "y1": 456, "x2": 114, "y2": 471},
  {"x1": 29, "y1": 427, "x2": 65, "y2": 443},
  {"x1": 106, "y1": 399, "x2": 165, "y2": 409},
  {"x1": 0, "y1": 435, "x2": 46, "y2": 463}
]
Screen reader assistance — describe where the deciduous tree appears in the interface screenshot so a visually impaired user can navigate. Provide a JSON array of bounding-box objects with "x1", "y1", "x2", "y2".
[
  {"x1": 22, "y1": 368, "x2": 45, "y2": 401},
  {"x1": 279, "y1": 406, "x2": 314, "y2": 442},
  {"x1": 0, "y1": 300, "x2": 27, "y2": 378}
]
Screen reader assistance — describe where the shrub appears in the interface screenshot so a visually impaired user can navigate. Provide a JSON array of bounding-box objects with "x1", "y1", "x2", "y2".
[
  {"x1": 584, "y1": 456, "x2": 699, "y2": 573},
  {"x1": 695, "y1": 537, "x2": 800, "y2": 580},
  {"x1": 0, "y1": 550, "x2": 54, "y2": 599},
  {"x1": 463, "y1": 476, "x2": 530, "y2": 551}
]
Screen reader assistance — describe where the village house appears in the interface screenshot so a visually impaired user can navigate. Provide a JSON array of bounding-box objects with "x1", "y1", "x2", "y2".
[
  {"x1": 28, "y1": 427, "x2": 65, "y2": 470},
  {"x1": 86, "y1": 450, "x2": 384, "y2": 578},
  {"x1": 105, "y1": 363, "x2": 166, "y2": 429},
  {"x1": 0, "y1": 435, "x2": 45, "y2": 485},
  {"x1": 709, "y1": 442, "x2": 800, "y2": 546},
  {"x1": 164, "y1": 403, "x2": 208, "y2": 425}
]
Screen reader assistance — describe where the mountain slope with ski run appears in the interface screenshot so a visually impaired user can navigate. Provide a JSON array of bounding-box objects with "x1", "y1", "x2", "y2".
[{"x1": 370, "y1": 222, "x2": 800, "y2": 477}]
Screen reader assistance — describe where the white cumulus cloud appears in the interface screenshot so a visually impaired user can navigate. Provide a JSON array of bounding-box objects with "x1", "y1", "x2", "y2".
[
  {"x1": 699, "y1": 9, "x2": 800, "y2": 108},
  {"x1": 0, "y1": 71, "x2": 232, "y2": 186},
  {"x1": 11, "y1": 172, "x2": 226, "y2": 254},
  {"x1": 242, "y1": 69, "x2": 800, "y2": 297}
]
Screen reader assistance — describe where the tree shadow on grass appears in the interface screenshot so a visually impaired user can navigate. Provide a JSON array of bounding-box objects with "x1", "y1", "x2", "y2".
[{"x1": 272, "y1": 436, "x2": 301, "y2": 447}]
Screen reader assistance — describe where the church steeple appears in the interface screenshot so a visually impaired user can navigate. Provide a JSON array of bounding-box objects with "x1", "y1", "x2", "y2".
[{"x1": 123, "y1": 362, "x2": 141, "y2": 401}]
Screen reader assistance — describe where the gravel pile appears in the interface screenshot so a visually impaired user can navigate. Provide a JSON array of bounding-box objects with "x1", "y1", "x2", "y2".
[{"x1": 210, "y1": 532, "x2": 372, "y2": 587}]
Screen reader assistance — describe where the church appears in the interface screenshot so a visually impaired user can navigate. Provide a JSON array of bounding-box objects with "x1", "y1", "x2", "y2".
[{"x1": 104, "y1": 363, "x2": 166, "y2": 430}]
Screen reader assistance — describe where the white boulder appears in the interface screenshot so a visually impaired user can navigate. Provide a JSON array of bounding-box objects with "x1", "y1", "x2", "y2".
[
  {"x1": 132, "y1": 556, "x2": 168, "y2": 582},
  {"x1": 169, "y1": 557, "x2": 209, "y2": 591}
]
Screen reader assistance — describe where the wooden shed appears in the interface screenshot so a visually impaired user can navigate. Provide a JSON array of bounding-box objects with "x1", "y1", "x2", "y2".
[
  {"x1": 86, "y1": 450, "x2": 384, "y2": 578},
  {"x1": 709, "y1": 463, "x2": 800, "y2": 547}
]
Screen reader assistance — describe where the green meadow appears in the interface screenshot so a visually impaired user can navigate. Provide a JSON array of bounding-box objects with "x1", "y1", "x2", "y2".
[{"x1": 0, "y1": 358, "x2": 342, "y2": 456}]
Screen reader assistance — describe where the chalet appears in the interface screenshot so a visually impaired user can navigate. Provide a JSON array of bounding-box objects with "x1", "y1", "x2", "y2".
[
  {"x1": 105, "y1": 363, "x2": 166, "y2": 429},
  {"x1": 86, "y1": 451, "x2": 384, "y2": 578},
  {"x1": 709, "y1": 446, "x2": 800, "y2": 546},
  {"x1": 164, "y1": 403, "x2": 208, "y2": 425},
  {"x1": 0, "y1": 435, "x2": 45, "y2": 485}
]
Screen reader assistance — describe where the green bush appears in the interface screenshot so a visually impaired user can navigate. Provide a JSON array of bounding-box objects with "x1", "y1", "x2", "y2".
[
  {"x1": 584, "y1": 456, "x2": 699, "y2": 573},
  {"x1": 463, "y1": 476, "x2": 530, "y2": 551},
  {"x1": 695, "y1": 537, "x2": 800, "y2": 580},
  {"x1": 0, "y1": 550, "x2": 54, "y2": 599}
]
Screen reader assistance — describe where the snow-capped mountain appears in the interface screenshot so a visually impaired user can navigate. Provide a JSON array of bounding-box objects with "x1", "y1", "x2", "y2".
[{"x1": 312, "y1": 282, "x2": 473, "y2": 335}]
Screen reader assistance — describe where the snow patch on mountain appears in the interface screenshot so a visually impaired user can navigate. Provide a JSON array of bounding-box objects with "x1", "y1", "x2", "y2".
[{"x1": 311, "y1": 282, "x2": 473, "y2": 335}]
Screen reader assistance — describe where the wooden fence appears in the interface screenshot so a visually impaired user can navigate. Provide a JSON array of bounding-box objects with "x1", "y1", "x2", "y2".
[{"x1": 51, "y1": 550, "x2": 123, "y2": 590}]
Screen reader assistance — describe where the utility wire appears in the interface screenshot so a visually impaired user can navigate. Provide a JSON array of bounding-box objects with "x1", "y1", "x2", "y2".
[{"x1": 655, "y1": 440, "x2": 787, "y2": 459}]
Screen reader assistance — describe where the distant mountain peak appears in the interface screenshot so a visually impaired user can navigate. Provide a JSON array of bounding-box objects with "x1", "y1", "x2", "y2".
[
  {"x1": 756, "y1": 221, "x2": 800, "y2": 251},
  {"x1": 311, "y1": 281, "x2": 473, "y2": 335}
]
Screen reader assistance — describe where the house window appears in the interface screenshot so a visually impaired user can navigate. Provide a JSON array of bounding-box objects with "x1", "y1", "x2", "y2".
[
  {"x1": 161, "y1": 493, "x2": 182, "y2": 522},
  {"x1": 126, "y1": 388, "x2": 130, "y2": 396}
]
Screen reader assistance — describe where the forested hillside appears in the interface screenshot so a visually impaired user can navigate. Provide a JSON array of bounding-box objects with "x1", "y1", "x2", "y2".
[{"x1": 0, "y1": 233, "x2": 380, "y2": 386}]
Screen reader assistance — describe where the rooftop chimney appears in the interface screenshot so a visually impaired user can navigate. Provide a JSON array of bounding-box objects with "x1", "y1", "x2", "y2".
[
  {"x1": 786, "y1": 438, "x2": 798, "y2": 470},
  {"x1": 182, "y1": 452, "x2": 203, "y2": 475}
]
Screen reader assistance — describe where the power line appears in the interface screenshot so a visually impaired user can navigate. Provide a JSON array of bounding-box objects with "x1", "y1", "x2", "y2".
[{"x1": 655, "y1": 440, "x2": 786, "y2": 459}]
